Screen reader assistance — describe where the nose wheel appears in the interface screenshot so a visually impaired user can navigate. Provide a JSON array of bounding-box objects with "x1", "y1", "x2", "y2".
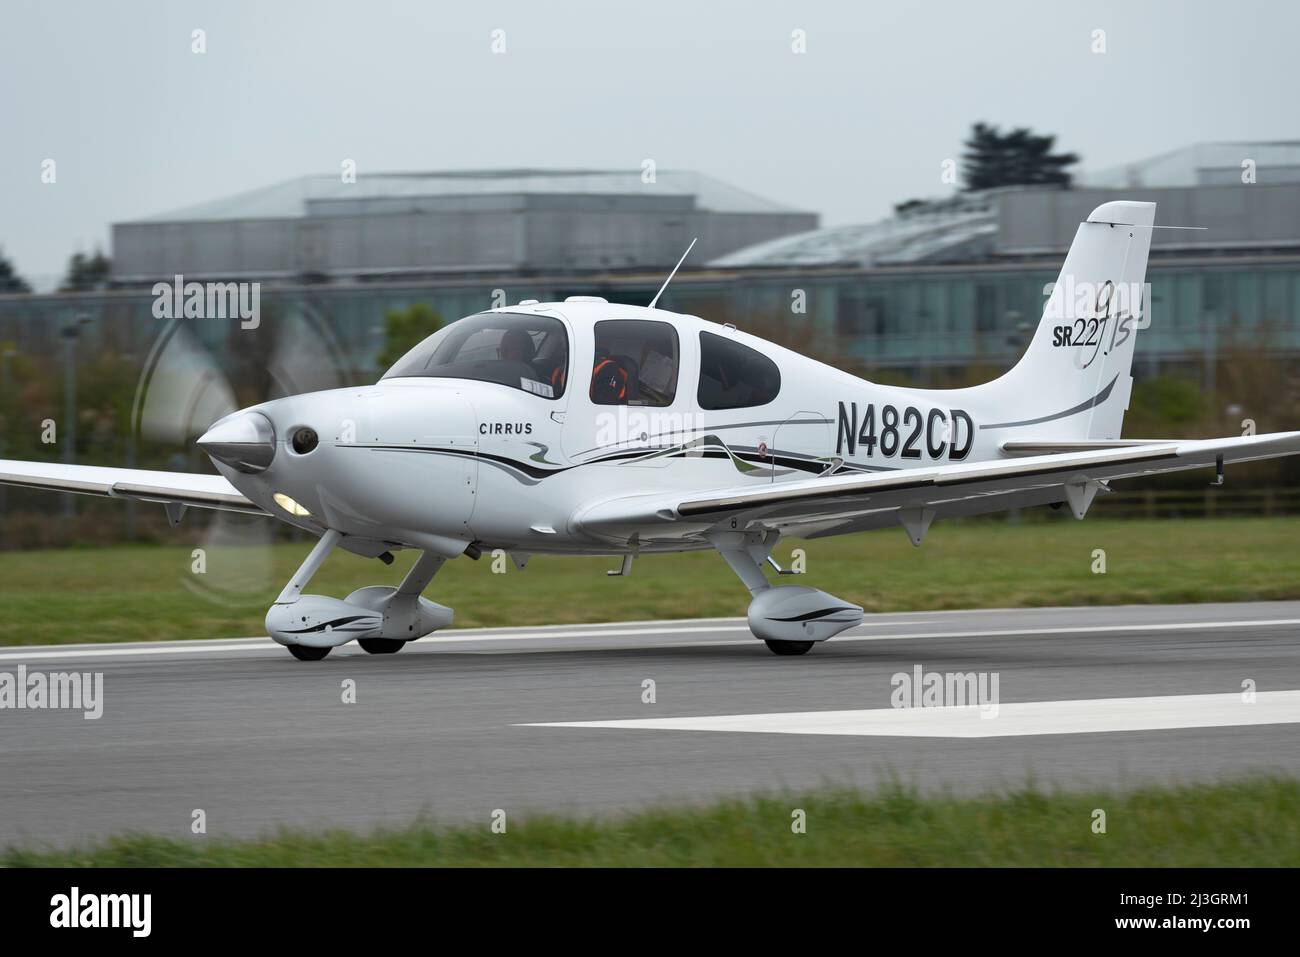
[
  {"x1": 764, "y1": 639, "x2": 815, "y2": 656},
  {"x1": 287, "y1": 644, "x2": 331, "y2": 661},
  {"x1": 358, "y1": 638, "x2": 407, "y2": 655}
]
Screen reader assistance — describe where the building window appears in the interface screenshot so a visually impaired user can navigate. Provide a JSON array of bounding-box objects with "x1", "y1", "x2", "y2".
[
  {"x1": 975, "y1": 283, "x2": 999, "y2": 333},
  {"x1": 837, "y1": 289, "x2": 887, "y2": 338}
]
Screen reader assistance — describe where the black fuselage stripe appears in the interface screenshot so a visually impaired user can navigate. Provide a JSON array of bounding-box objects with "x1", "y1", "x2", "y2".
[{"x1": 348, "y1": 444, "x2": 855, "y2": 479}]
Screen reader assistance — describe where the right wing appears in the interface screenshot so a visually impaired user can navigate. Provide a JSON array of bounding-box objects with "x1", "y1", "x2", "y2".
[
  {"x1": 0, "y1": 459, "x2": 263, "y2": 515},
  {"x1": 575, "y1": 431, "x2": 1300, "y2": 542}
]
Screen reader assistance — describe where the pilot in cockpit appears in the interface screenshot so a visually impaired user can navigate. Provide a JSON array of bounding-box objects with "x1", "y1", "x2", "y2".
[{"x1": 497, "y1": 328, "x2": 535, "y2": 366}]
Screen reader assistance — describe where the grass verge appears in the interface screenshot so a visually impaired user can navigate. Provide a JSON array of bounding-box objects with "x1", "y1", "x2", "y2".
[
  {"x1": 2, "y1": 516, "x2": 1299, "y2": 645},
  {"x1": 6, "y1": 777, "x2": 1299, "y2": 867}
]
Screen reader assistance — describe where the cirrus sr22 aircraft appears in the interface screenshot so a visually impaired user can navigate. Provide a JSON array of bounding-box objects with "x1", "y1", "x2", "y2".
[{"x1": 3, "y1": 201, "x2": 1299, "y2": 659}]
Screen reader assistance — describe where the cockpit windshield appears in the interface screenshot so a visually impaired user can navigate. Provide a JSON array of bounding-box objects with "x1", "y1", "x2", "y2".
[{"x1": 381, "y1": 312, "x2": 569, "y2": 399}]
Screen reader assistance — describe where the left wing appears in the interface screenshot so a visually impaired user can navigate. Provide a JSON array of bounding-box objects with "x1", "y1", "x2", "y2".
[
  {"x1": 0, "y1": 459, "x2": 263, "y2": 515},
  {"x1": 575, "y1": 431, "x2": 1300, "y2": 541}
]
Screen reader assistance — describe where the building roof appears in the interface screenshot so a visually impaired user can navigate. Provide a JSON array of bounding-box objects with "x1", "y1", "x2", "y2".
[
  {"x1": 712, "y1": 142, "x2": 1300, "y2": 267},
  {"x1": 709, "y1": 191, "x2": 1001, "y2": 268},
  {"x1": 1080, "y1": 141, "x2": 1300, "y2": 189},
  {"x1": 128, "y1": 170, "x2": 804, "y2": 223}
]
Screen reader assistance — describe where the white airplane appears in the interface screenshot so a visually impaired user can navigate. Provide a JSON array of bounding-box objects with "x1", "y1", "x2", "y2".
[{"x1": 3, "y1": 201, "x2": 1299, "y2": 659}]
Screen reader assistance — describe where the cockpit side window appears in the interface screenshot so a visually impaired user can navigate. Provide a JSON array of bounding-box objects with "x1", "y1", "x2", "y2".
[
  {"x1": 589, "y1": 319, "x2": 679, "y2": 407},
  {"x1": 697, "y1": 331, "x2": 781, "y2": 410},
  {"x1": 381, "y1": 311, "x2": 568, "y2": 399}
]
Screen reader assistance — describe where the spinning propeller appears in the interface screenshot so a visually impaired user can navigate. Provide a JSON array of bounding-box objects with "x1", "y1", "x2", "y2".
[{"x1": 130, "y1": 310, "x2": 354, "y2": 604}]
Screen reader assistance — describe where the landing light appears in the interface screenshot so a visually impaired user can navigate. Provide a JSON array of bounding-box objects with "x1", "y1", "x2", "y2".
[{"x1": 273, "y1": 492, "x2": 311, "y2": 517}]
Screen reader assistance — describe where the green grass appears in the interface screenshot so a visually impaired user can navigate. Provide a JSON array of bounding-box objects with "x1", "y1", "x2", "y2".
[
  {"x1": 7, "y1": 777, "x2": 1299, "y2": 867},
  {"x1": 2, "y1": 516, "x2": 1300, "y2": 645}
]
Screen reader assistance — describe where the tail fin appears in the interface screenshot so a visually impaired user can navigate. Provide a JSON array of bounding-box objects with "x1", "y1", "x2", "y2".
[{"x1": 985, "y1": 201, "x2": 1155, "y2": 441}]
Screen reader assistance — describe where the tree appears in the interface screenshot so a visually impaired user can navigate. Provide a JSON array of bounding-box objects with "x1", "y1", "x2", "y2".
[
  {"x1": 0, "y1": 249, "x2": 30, "y2": 293},
  {"x1": 60, "y1": 248, "x2": 111, "y2": 292},
  {"x1": 377, "y1": 303, "x2": 443, "y2": 371},
  {"x1": 961, "y1": 123, "x2": 1079, "y2": 191}
]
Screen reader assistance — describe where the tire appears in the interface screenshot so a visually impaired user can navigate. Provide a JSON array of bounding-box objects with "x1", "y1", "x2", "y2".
[
  {"x1": 358, "y1": 638, "x2": 406, "y2": 655},
  {"x1": 287, "y1": 644, "x2": 331, "y2": 661},
  {"x1": 764, "y1": 639, "x2": 815, "y2": 656}
]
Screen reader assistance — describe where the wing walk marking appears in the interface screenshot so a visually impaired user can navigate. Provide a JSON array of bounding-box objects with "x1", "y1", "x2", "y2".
[{"x1": 519, "y1": 691, "x2": 1300, "y2": 738}]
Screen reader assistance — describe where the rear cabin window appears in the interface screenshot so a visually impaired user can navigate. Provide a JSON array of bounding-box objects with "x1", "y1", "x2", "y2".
[
  {"x1": 697, "y1": 331, "x2": 781, "y2": 410},
  {"x1": 589, "y1": 319, "x2": 680, "y2": 407}
]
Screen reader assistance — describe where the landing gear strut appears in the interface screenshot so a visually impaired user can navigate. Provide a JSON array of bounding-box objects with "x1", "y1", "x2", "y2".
[
  {"x1": 707, "y1": 529, "x2": 864, "y2": 656},
  {"x1": 266, "y1": 529, "x2": 455, "y2": 660}
]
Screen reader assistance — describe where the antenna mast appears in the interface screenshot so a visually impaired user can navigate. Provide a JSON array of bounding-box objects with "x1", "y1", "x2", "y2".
[{"x1": 648, "y1": 237, "x2": 697, "y2": 309}]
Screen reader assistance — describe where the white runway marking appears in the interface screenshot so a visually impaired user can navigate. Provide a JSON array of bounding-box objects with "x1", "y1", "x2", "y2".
[
  {"x1": 0, "y1": 626, "x2": 754, "y2": 661},
  {"x1": 0, "y1": 614, "x2": 1294, "y2": 662},
  {"x1": 0, "y1": 620, "x2": 929, "y2": 661},
  {"x1": 520, "y1": 690, "x2": 1300, "y2": 738},
  {"x1": 837, "y1": 619, "x2": 1300, "y2": 643}
]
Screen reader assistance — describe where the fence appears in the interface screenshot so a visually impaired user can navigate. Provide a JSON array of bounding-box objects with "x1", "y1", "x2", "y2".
[{"x1": 1093, "y1": 487, "x2": 1300, "y2": 520}]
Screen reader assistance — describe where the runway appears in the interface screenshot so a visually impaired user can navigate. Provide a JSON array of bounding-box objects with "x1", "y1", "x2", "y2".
[{"x1": 2, "y1": 601, "x2": 1300, "y2": 847}]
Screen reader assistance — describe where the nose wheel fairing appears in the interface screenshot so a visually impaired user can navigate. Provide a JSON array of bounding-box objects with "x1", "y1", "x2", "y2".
[
  {"x1": 265, "y1": 529, "x2": 454, "y2": 655},
  {"x1": 706, "y1": 529, "x2": 865, "y2": 651},
  {"x1": 267, "y1": 595, "x2": 384, "y2": 648}
]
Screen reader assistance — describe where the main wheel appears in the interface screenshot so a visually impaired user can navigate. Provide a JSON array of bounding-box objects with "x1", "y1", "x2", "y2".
[
  {"x1": 358, "y1": 638, "x2": 406, "y2": 655},
  {"x1": 287, "y1": 644, "x2": 331, "y2": 661},
  {"x1": 764, "y1": 639, "x2": 815, "y2": 656}
]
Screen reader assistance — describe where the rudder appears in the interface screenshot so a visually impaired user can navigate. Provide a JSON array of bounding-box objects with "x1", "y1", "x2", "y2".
[{"x1": 985, "y1": 200, "x2": 1155, "y2": 441}]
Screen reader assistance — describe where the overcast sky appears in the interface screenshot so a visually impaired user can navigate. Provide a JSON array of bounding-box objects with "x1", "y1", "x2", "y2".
[{"x1": 2, "y1": 0, "x2": 1296, "y2": 286}]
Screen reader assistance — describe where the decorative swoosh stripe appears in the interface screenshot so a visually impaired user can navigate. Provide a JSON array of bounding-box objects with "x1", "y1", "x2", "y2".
[
  {"x1": 347, "y1": 435, "x2": 871, "y2": 485},
  {"x1": 766, "y1": 606, "x2": 862, "y2": 622},
  {"x1": 980, "y1": 374, "x2": 1119, "y2": 430},
  {"x1": 283, "y1": 614, "x2": 381, "y2": 635}
]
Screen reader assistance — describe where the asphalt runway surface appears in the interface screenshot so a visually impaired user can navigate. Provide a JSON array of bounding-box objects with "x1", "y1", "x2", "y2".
[{"x1": 2, "y1": 601, "x2": 1300, "y2": 847}]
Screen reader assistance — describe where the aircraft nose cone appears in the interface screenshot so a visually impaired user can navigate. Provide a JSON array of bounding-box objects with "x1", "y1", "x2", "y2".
[{"x1": 197, "y1": 411, "x2": 277, "y2": 473}]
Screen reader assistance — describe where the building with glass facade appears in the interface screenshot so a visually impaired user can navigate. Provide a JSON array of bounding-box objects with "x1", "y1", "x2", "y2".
[{"x1": 1, "y1": 143, "x2": 1297, "y2": 391}]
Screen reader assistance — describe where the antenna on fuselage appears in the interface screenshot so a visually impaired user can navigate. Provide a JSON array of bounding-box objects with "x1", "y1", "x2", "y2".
[{"x1": 648, "y1": 237, "x2": 697, "y2": 309}]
